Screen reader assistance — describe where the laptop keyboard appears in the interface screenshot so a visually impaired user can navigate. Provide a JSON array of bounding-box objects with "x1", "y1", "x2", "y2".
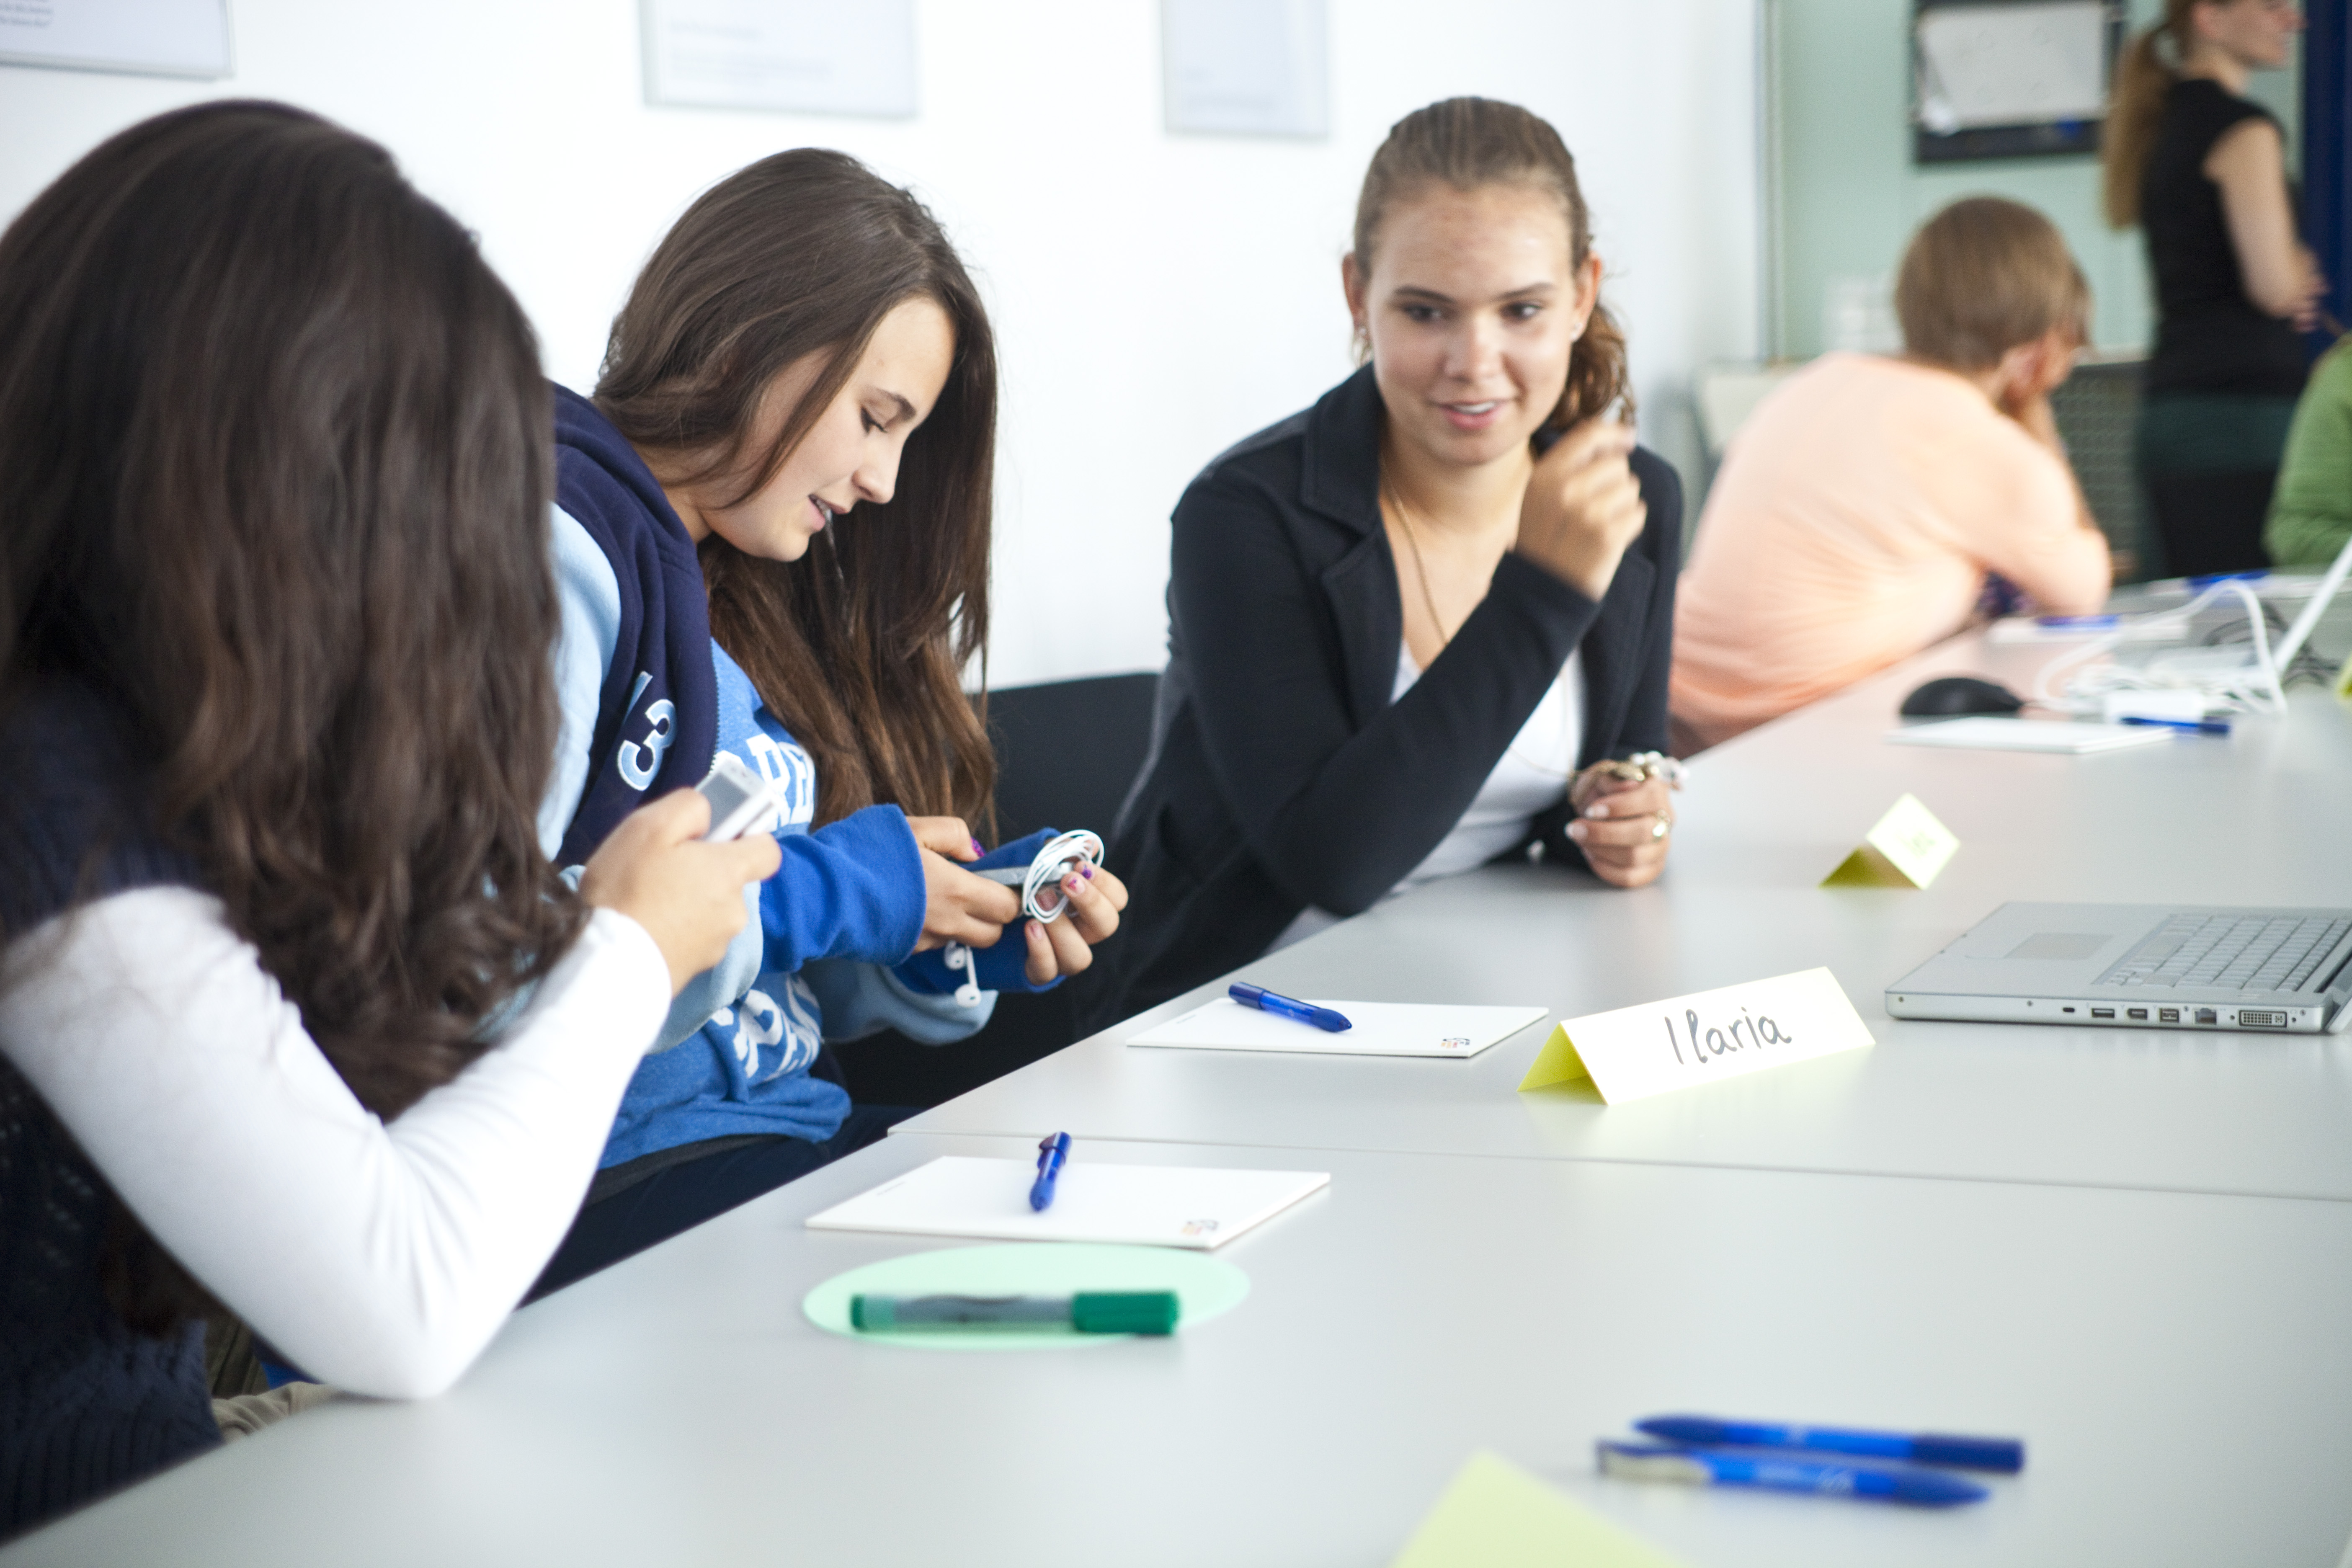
[{"x1": 2097, "y1": 914, "x2": 2351, "y2": 993}]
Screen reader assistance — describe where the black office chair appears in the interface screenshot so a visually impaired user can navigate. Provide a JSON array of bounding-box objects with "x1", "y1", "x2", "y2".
[{"x1": 827, "y1": 672, "x2": 1160, "y2": 1108}]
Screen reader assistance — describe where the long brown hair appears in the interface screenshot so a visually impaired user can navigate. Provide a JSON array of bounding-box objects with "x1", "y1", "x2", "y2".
[
  {"x1": 595, "y1": 150, "x2": 997, "y2": 828},
  {"x1": 2104, "y1": 0, "x2": 2201, "y2": 228},
  {"x1": 1352, "y1": 96, "x2": 1634, "y2": 426},
  {"x1": 0, "y1": 101, "x2": 583, "y2": 1321}
]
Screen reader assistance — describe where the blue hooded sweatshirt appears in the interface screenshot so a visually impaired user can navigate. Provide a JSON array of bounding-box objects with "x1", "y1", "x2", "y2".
[{"x1": 545, "y1": 387, "x2": 1042, "y2": 1164}]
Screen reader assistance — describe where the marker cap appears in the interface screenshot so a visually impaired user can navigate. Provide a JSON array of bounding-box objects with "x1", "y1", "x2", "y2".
[{"x1": 1071, "y1": 1292, "x2": 1181, "y2": 1335}]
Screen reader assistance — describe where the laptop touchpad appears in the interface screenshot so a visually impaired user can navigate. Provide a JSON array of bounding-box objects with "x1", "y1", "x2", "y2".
[{"x1": 2006, "y1": 933, "x2": 2111, "y2": 961}]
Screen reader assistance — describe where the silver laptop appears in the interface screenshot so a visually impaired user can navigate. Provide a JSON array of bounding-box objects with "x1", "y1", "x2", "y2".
[{"x1": 1888, "y1": 903, "x2": 2352, "y2": 1034}]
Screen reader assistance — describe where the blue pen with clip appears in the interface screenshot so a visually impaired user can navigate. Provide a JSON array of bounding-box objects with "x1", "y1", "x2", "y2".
[
  {"x1": 1029, "y1": 1132, "x2": 1070, "y2": 1212},
  {"x1": 2120, "y1": 715, "x2": 2231, "y2": 735},
  {"x1": 1634, "y1": 1414, "x2": 2024, "y2": 1473},
  {"x1": 1597, "y1": 1441, "x2": 1987, "y2": 1507},
  {"x1": 1229, "y1": 983, "x2": 1351, "y2": 1033}
]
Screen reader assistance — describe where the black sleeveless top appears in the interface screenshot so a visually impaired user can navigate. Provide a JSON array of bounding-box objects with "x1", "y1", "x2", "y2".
[
  {"x1": 2141, "y1": 78, "x2": 2308, "y2": 398},
  {"x1": 0, "y1": 682, "x2": 219, "y2": 1541}
]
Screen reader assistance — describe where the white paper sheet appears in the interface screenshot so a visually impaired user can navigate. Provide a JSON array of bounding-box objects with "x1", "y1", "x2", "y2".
[
  {"x1": 1916, "y1": 3, "x2": 2106, "y2": 132},
  {"x1": 0, "y1": 0, "x2": 230, "y2": 79},
  {"x1": 1885, "y1": 718, "x2": 2172, "y2": 754},
  {"x1": 804, "y1": 1157, "x2": 1329, "y2": 1250},
  {"x1": 640, "y1": 0, "x2": 916, "y2": 118},
  {"x1": 1128, "y1": 998, "x2": 1548, "y2": 1059}
]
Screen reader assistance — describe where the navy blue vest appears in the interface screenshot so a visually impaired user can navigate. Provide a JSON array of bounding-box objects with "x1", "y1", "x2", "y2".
[
  {"x1": 550, "y1": 386, "x2": 719, "y2": 867},
  {"x1": 0, "y1": 681, "x2": 219, "y2": 1541}
]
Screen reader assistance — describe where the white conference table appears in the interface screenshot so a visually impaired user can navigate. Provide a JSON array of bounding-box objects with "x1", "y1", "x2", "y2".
[
  {"x1": 9, "y1": 590, "x2": 2351, "y2": 1567},
  {"x1": 10, "y1": 1129, "x2": 2351, "y2": 1568},
  {"x1": 903, "y1": 615, "x2": 2352, "y2": 1203}
]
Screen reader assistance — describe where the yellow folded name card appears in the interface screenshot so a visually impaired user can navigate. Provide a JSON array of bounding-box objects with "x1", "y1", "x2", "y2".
[
  {"x1": 1821, "y1": 792, "x2": 1958, "y2": 889},
  {"x1": 1390, "y1": 1451, "x2": 1687, "y2": 1568},
  {"x1": 1516, "y1": 967, "x2": 1875, "y2": 1104}
]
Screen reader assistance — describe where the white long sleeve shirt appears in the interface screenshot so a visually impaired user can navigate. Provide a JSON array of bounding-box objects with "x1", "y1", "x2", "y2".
[{"x1": 0, "y1": 889, "x2": 668, "y2": 1398}]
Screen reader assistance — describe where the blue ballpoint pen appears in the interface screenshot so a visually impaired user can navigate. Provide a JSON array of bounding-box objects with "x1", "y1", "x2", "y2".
[
  {"x1": 1633, "y1": 1414, "x2": 2023, "y2": 1473},
  {"x1": 2120, "y1": 715, "x2": 2231, "y2": 735},
  {"x1": 1228, "y1": 982, "x2": 1352, "y2": 1033},
  {"x1": 1029, "y1": 1132, "x2": 1070, "y2": 1212},
  {"x1": 1596, "y1": 1441, "x2": 1988, "y2": 1506}
]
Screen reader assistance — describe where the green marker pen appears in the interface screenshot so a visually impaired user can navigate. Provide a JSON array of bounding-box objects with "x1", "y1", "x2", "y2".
[{"x1": 849, "y1": 1292, "x2": 1179, "y2": 1334}]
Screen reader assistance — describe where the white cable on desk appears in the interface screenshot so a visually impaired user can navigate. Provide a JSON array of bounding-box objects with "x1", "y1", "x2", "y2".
[{"x1": 2031, "y1": 579, "x2": 2287, "y2": 715}]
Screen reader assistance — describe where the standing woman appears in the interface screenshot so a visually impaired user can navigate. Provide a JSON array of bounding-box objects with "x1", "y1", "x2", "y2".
[
  {"x1": 534, "y1": 150, "x2": 1126, "y2": 1293},
  {"x1": 0, "y1": 102, "x2": 770, "y2": 1535},
  {"x1": 1089, "y1": 97, "x2": 1681, "y2": 1027},
  {"x1": 2104, "y1": 0, "x2": 2322, "y2": 575}
]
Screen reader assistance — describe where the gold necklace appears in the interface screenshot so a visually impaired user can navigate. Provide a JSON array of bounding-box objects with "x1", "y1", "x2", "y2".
[
  {"x1": 1383, "y1": 458, "x2": 1575, "y2": 780},
  {"x1": 1381, "y1": 462, "x2": 1455, "y2": 650}
]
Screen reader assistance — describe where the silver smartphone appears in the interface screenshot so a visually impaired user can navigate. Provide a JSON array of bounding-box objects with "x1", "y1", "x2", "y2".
[{"x1": 696, "y1": 754, "x2": 778, "y2": 842}]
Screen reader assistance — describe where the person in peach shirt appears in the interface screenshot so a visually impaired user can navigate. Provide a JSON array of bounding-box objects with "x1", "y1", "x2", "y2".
[{"x1": 1670, "y1": 198, "x2": 2113, "y2": 751}]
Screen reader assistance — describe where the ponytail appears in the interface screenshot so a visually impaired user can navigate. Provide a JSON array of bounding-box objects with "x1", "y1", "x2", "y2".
[
  {"x1": 2103, "y1": 2, "x2": 2192, "y2": 228},
  {"x1": 1564, "y1": 299, "x2": 1631, "y2": 426}
]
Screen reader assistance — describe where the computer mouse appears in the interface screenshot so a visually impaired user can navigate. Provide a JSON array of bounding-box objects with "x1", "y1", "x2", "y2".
[{"x1": 1900, "y1": 676, "x2": 2025, "y2": 718}]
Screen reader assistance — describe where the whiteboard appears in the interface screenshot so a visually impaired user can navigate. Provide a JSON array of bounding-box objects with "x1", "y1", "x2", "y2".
[
  {"x1": 1162, "y1": 0, "x2": 1326, "y2": 139},
  {"x1": 0, "y1": 0, "x2": 231, "y2": 79},
  {"x1": 1916, "y1": 2, "x2": 2106, "y2": 132},
  {"x1": 641, "y1": 0, "x2": 916, "y2": 119}
]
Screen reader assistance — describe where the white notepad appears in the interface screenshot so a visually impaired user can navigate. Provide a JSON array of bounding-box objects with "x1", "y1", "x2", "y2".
[
  {"x1": 1884, "y1": 717, "x2": 2172, "y2": 754},
  {"x1": 805, "y1": 1157, "x2": 1328, "y2": 1250},
  {"x1": 1127, "y1": 998, "x2": 1548, "y2": 1059}
]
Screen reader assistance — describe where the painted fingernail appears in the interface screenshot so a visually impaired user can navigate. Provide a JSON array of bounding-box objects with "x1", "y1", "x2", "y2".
[
  {"x1": 970, "y1": 838, "x2": 985, "y2": 857},
  {"x1": 1064, "y1": 874, "x2": 1083, "y2": 893},
  {"x1": 1586, "y1": 803, "x2": 1611, "y2": 819},
  {"x1": 1566, "y1": 822, "x2": 1588, "y2": 842},
  {"x1": 1027, "y1": 919, "x2": 1044, "y2": 940},
  {"x1": 1079, "y1": 864, "x2": 1093, "y2": 879}
]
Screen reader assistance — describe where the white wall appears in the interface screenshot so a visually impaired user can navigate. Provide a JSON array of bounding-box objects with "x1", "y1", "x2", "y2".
[{"x1": 0, "y1": 0, "x2": 1761, "y2": 687}]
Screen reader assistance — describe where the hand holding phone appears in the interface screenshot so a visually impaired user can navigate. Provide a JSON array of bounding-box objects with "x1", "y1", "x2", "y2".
[{"x1": 695, "y1": 754, "x2": 781, "y2": 842}]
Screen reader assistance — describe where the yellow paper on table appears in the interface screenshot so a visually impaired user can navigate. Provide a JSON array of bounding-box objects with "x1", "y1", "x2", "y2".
[
  {"x1": 1821, "y1": 792, "x2": 1959, "y2": 888},
  {"x1": 1390, "y1": 1451, "x2": 1687, "y2": 1568}
]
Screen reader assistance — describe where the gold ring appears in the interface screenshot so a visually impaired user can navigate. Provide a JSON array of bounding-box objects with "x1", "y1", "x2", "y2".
[{"x1": 1651, "y1": 813, "x2": 1671, "y2": 841}]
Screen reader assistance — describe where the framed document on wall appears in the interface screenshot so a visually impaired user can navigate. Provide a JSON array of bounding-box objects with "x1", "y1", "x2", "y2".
[
  {"x1": 1162, "y1": 0, "x2": 1327, "y2": 140},
  {"x1": 642, "y1": 0, "x2": 916, "y2": 119},
  {"x1": 1913, "y1": 0, "x2": 2124, "y2": 163},
  {"x1": 0, "y1": 0, "x2": 231, "y2": 79}
]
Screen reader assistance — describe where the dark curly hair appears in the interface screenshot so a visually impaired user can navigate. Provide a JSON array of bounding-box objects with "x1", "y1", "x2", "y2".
[{"x1": 0, "y1": 101, "x2": 585, "y2": 1325}]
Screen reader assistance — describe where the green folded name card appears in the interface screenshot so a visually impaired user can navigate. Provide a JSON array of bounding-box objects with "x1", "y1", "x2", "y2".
[
  {"x1": 1822, "y1": 792, "x2": 1959, "y2": 889},
  {"x1": 1391, "y1": 1451, "x2": 1687, "y2": 1568}
]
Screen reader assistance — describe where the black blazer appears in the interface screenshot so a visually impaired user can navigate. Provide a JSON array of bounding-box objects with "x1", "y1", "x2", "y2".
[{"x1": 1082, "y1": 365, "x2": 1682, "y2": 1029}]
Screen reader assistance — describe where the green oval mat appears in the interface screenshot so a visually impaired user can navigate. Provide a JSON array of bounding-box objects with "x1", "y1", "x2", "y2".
[{"x1": 802, "y1": 1243, "x2": 1249, "y2": 1351}]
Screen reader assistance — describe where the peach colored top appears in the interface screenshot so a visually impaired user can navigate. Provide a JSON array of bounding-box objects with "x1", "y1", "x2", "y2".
[{"x1": 1670, "y1": 353, "x2": 2110, "y2": 747}]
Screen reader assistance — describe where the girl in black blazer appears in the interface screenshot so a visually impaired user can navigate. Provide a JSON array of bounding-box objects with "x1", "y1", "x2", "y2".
[{"x1": 1088, "y1": 98, "x2": 1682, "y2": 1029}]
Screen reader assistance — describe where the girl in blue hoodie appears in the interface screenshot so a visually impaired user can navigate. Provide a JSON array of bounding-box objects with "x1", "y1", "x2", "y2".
[{"x1": 534, "y1": 150, "x2": 1127, "y2": 1292}]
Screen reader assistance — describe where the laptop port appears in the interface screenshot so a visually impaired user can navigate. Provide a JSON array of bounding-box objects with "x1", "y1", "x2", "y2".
[
  {"x1": 2195, "y1": 1008, "x2": 2218, "y2": 1025},
  {"x1": 2239, "y1": 1010, "x2": 2286, "y2": 1029},
  {"x1": 2159, "y1": 1008, "x2": 2179, "y2": 1023},
  {"x1": 2127, "y1": 1008, "x2": 2148, "y2": 1020},
  {"x1": 2062, "y1": 1006, "x2": 2075, "y2": 1014},
  {"x1": 2091, "y1": 1008, "x2": 2115, "y2": 1019}
]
